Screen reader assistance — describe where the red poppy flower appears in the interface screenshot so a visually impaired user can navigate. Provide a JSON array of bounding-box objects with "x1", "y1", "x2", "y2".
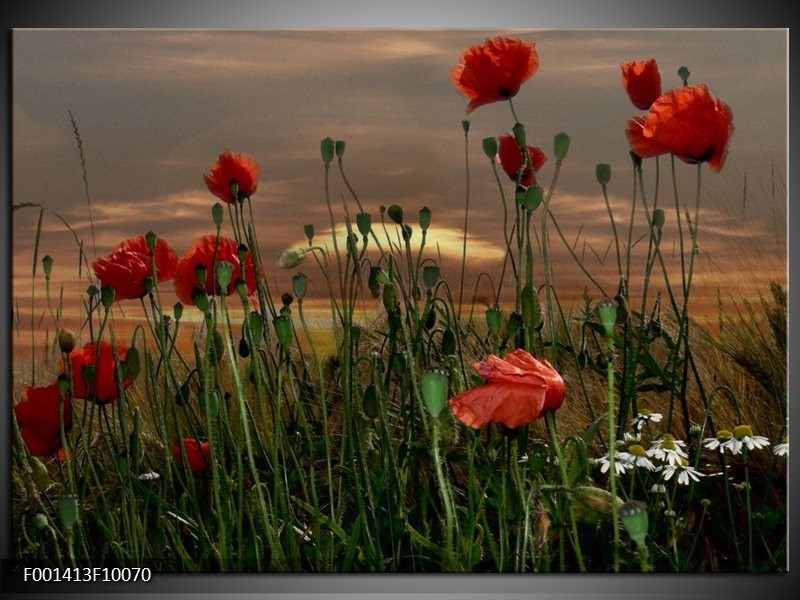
[
  {"x1": 449, "y1": 349, "x2": 566, "y2": 429},
  {"x1": 204, "y1": 151, "x2": 260, "y2": 204},
  {"x1": 451, "y1": 37, "x2": 539, "y2": 114},
  {"x1": 93, "y1": 236, "x2": 178, "y2": 301},
  {"x1": 172, "y1": 438, "x2": 211, "y2": 473},
  {"x1": 173, "y1": 235, "x2": 258, "y2": 306},
  {"x1": 498, "y1": 134, "x2": 547, "y2": 187},
  {"x1": 64, "y1": 341, "x2": 133, "y2": 404},
  {"x1": 14, "y1": 383, "x2": 72, "y2": 457},
  {"x1": 621, "y1": 58, "x2": 662, "y2": 110},
  {"x1": 626, "y1": 84, "x2": 734, "y2": 172}
]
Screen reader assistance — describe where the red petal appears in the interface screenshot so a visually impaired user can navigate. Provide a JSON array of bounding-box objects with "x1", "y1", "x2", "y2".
[{"x1": 449, "y1": 382, "x2": 547, "y2": 429}]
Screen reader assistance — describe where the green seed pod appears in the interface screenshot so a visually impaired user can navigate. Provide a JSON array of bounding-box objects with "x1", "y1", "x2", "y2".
[
  {"x1": 482, "y1": 136, "x2": 498, "y2": 159},
  {"x1": 142, "y1": 275, "x2": 154, "y2": 295},
  {"x1": 620, "y1": 499, "x2": 649, "y2": 547},
  {"x1": 216, "y1": 261, "x2": 234, "y2": 290},
  {"x1": 421, "y1": 369, "x2": 449, "y2": 418},
  {"x1": 173, "y1": 302, "x2": 184, "y2": 322},
  {"x1": 42, "y1": 255, "x2": 53, "y2": 277},
  {"x1": 512, "y1": 122, "x2": 526, "y2": 146},
  {"x1": 678, "y1": 65, "x2": 691, "y2": 86},
  {"x1": 387, "y1": 204, "x2": 404, "y2": 225},
  {"x1": 86, "y1": 284, "x2": 99, "y2": 298},
  {"x1": 293, "y1": 272, "x2": 307, "y2": 300},
  {"x1": 356, "y1": 212, "x2": 372, "y2": 237},
  {"x1": 418, "y1": 206, "x2": 431, "y2": 232},
  {"x1": 273, "y1": 315, "x2": 293, "y2": 348},
  {"x1": 554, "y1": 132, "x2": 570, "y2": 162},
  {"x1": 461, "y1": 119, "x2": 470, "y2": 134},
  {"x1": 335, "y1": 139, "x2": 346, "y2": 159},
  {"x1": 595, "y1": 163, "x2": 611, "y2": 186},
  {"x1": 304, "y1": 223, "x2": 315, "y2": 244},
  {"x1": 320, "y1": 137, "x2": 335, "y2": 165},
  {"x1": 485, "y1": 306, "x2": 503, "y2": 336},
  {"x1": 195, "y1": 263, "x2": 208, "y2": 286}
]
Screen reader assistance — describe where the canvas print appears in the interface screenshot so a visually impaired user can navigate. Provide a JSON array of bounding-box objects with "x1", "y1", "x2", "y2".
[{"x1": 10, "y1": 29, "x2": 787, "y2": 573}]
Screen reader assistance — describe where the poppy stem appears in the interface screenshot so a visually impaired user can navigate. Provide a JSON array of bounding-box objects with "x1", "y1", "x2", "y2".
[
  {"x1": 545, "y1": 412, "x2": 586, "y2": 572},
  {"x1": 605, "y1": 331, "x2": 621, "y2": 572}
]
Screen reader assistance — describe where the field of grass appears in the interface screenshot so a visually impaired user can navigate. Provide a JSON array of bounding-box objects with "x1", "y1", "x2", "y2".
[{"x1": 10, "y1": 39, "x2": 787, "y2": 574}]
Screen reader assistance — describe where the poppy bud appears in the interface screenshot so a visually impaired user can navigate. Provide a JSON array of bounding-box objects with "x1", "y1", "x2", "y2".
[
  {"x1": 292, "y1": 273, "x2": 307, "y2": 300},
  {"x1": 573, "y1": 485, "x2": 624, "y2": 514},
  {"x1": 390, "y1": 352, "x2": 406, "y2": 375},
  {"x1": 304, "y1": 224, "x2": 315, "y2": 244},
  {"x1": 273, "y1": 315, "x2": 293, "y2": 348},
  {"x1": 58, "y1": 329, "x2": 76, "y2": 354},
  {"x1": 678, "y1": 65, "x2": 690, "y2": 86},
  {"x1": 620, "y1": 499, "x2": 649, "y2": 547},
  {"x1": 239, "y1": 338, "x2": 250, "y2": 358},
  {"x1": 506, "y1": 312, "x2": 523, "y2": 337},
  {"x1": 195, "y1": 263, "x2": 207, "y2": 286},
  {"x1": 629, "y1": 151, "x2": 642, "y2": 168},
  {"x1": 30, "y1": 456, "x2": 50, "y2": 491},
  {"x1": 87, "y1": 284, "x2": 99, "y2": 298},
  {"x1": 101, "y1": 285, "x2": 115, "y2": 309},
  {"x1": 173, "y1": 302, "x2": 183, "y2": 322},
  {"x1": 486, "y1": 306, "x2": 503, "y2": 336},
  {"x1": 212, "y1": 202, "x2": 224, "y2": 226},
  {"x1": 320, "y1": 137, "x2": 335, "y2": 165},
  {"x1": 652, "y1": 208, "x2": 665, "y2": 231},
  {"x1": 421, "y1": 369, "x2": 449, "y2": 418},
  {"x1": 554, "y1": 132, "x2": 570, "y2": 162},
  {"x1": 422, "y1": 264, "x2": 439, "y2": 291},
  {"x1": 461, "y1": 120, "x2": 470, "y2": 133},
  {"x1": 237, "y1": 243, "x2": 248, "y2": 264},
  {"x1": 356, "y1": 212, "x2": 372, "y2": 237},
  {"x1": 229, "y1": 181, "x2": 239, "y2": 200},
  {"x1": 615, "y1": 294, "x2": 629, "y2": 325},
  {"x1": 31, "y1": 513, "x2": 49, "y2": 531},
  {"x1": 368, "y1": 268, "x2": 381, "y2": 298},
  {"x1": 387, "y1": 204, "x2": 404, "y2": 225},
  {"x1": 402, "y1": 224, "x2": 412, "y2": 241},
  {"x1": 595, "y1": 163, "x2": 611, "y2": 186},
  {"x1": 512, "y1": 122, "x2": 526, "y2": 146},
  {"x1": 42, "y1": 255, "x2": 53, "y2": 277},
  {"x1": 689, "y1": 424, "x2": 702, "y2": 438},
  {"x1": 382, "y1": 284, "x2": 399, "y2": 313},
  {"x1": 145, "y1": 231, "x2": 158, "y2": 253},
  {"x1": 482, "y1": 136, "x2": 498, "y2": 159},
  {"x1": 216, "y1": 261, "x2": 234, "y2": 290},
  {"x1": 192, "y1": 286, "x2": 210, "y2": 314},
  {"x1": 418, "y1": 206, "x2": 431, "y2": 232},
  {"x1": 374, "y1": 268, "x2": 391, "y2": 286},
  {"x1": 597, "y1": 298, "x2": 619, "y2": 337},
  {"x1": 424, "y1": 308, "x2": 436, "y2": 330},
  {"x1": 441, "y1": 328, "x2": 456, "y2": 356},
  {"x1": 521, "y1": 186, "x2": 543, "y2": 212},
  {"x1": 175, "y1": 382, "x2": 190, "y2": 406},
  {"x1": 122, "y1": 347, "x2": 140, "y2": 380},
  {"x1": 142, "y1": 275, "x2": 154, "y2": 295},
  {"x1": 247, "y1": 311, "x2": 263, "y2": 343},
  {"x1": 278, "y1": 248, "x2": 308, "y2": 269},
  {"x1": 57, "y1": 496, "x2": 79, "y2": 530},
  {"x1": 281, "y1": 292, "x2": 293, "y2": 307},
  {"x1": 58, "y1": 373, "x2": 70, "y2": 397},
  {"x1": 335, "y1": 139, "x2": 346, "y2": 159},
  {"x1": 362, "y1": 384, "x2": 379, "y2": 419}
]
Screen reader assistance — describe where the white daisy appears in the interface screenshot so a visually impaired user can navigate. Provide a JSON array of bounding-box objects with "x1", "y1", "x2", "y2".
[
  {"x1": 617, "y1": 445, "x2": 657, "y2": 471},
  {"x1": 649, "y1": 434, "x2": 689, "y2": 466},
  {"x1": 703, "y1": 429, "x2": 742, "y2": 455},
  {"x1": 732, "y1": 425, "x2": 769, "y2": 451},
  {"x1": 630, "y1": 409, "x2": 664, "y2": 432},
  {"x1": 660, "y1": 460, "x2": 703, "y2": 486},
  {"x1": 596, "y1": 453, "x2": 633, "y2": 476},
  {"x1": 772, "y1": 441, "x2": 789, "y2": 457}
]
